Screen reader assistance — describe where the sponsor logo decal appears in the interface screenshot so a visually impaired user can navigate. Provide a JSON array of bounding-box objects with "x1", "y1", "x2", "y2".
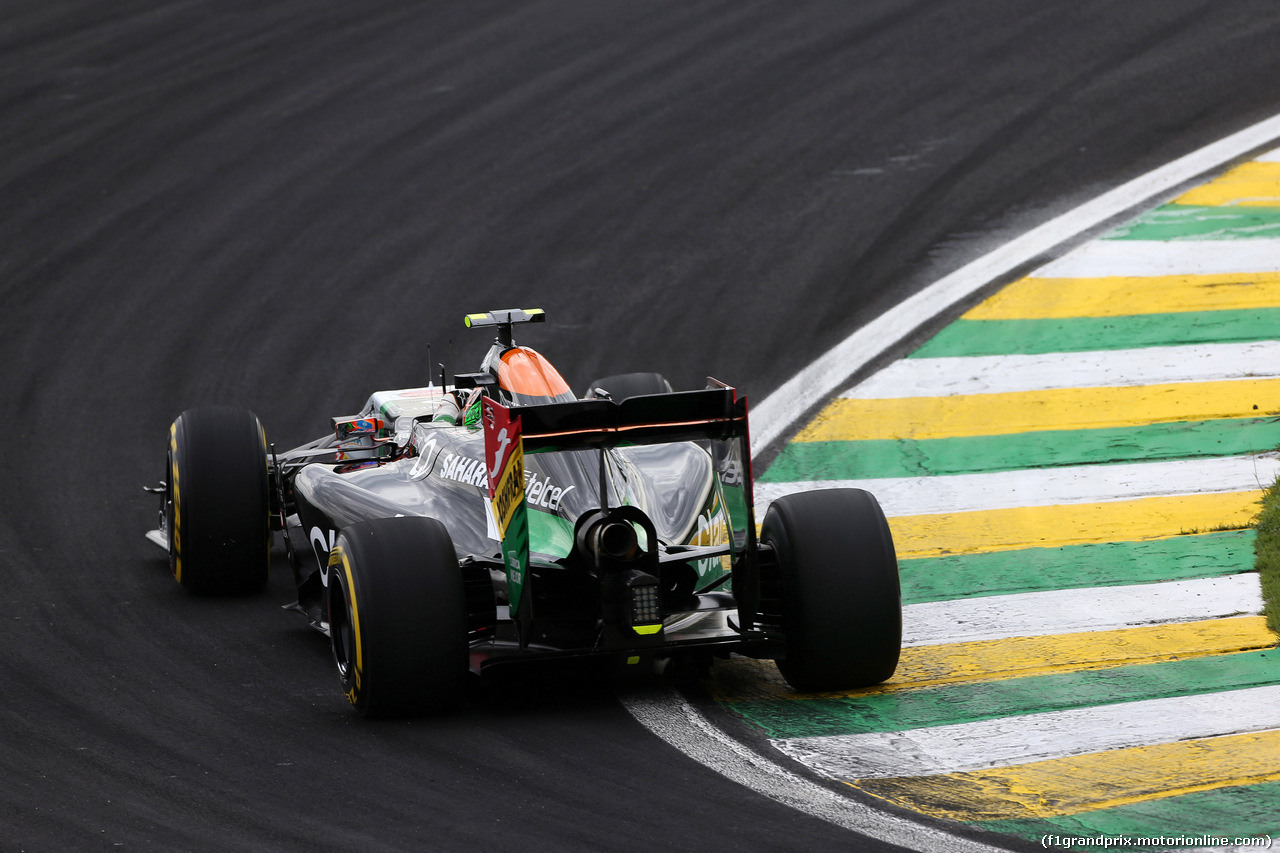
[
  {"x1": 408, "y1": 434, "x2": 440, "y2": 479},
  {"x1": 690, "y1": 503, "x2": 731, "y2": 580},
  {"x1": 434, "y1": 448, "x2": 576, "y2": 511},
  {"x1": 524, "y1": 471, "x2": 575, "y2": 511},
  {"x1": 438, "y1": 452, "x2": 490, "y2": 488},
  {"x1": 310, "y1": 526, "x2": 337, "y2": 586},
  {"x1": 483, "y1": 398, "x2": 531, "y2": 627}
]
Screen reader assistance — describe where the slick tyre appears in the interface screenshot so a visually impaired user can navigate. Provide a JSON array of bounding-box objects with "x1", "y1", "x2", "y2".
[
  {"x1": 167, "y1": 407, "x2": 271, "y2": 595},
  {"x1": 761, "y1": 488, "x2": 901, "y2": 691},
  {"x1": 583, "y1": 372, "x2": 672, "y2": 400},
  {"x1": 327, "y1": 517, "x2": 468, "y2": 717}
]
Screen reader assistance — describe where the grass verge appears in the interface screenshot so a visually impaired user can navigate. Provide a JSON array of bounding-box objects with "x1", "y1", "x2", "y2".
[{"x1": 1254, "y1": 475, "x2": 1280, "y2": 635}]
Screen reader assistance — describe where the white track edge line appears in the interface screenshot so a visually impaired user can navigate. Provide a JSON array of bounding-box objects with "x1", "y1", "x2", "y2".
[
  {"x1": 749, "y1": 113, "x2": 1280, "y2": 455},
  {"x1": 621, "y1": 684, "x2": 1007, "y2": 853}
]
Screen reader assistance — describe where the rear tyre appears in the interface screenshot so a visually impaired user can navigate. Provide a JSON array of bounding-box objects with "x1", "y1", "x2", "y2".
[
  {"x1": 167, "y1": 406, "x2": 271, "y2": 595},
  {"x1": 327, "y1": 517, "x2": 469, "y2": 717},
  {"x1": 583, "y1": 372, "x2": 672, "y2": 400},
  {"x1": 761, "y1": 489, "x2": 901, "y2": 691}
]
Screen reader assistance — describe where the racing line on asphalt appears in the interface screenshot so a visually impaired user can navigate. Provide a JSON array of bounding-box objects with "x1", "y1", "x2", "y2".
[{"x1": 624, "y1": 112, "x2": 1280, "y2": 851}]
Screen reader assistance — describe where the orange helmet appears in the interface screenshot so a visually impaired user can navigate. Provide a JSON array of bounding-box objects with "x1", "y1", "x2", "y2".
[{"x1": 497, "y1": 347, "x2": 576, "y2": 405}]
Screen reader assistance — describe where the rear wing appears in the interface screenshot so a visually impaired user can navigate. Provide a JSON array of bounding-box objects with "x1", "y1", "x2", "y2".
[
  {"x1": 514, "y1": 384, "x2": 748, "y2": 451},
  {"x1": 513, "y1": 382, "x2": 756, "y2": 576}
]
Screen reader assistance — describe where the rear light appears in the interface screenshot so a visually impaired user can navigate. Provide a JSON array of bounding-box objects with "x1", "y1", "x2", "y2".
[{"x1": 626, "y1": 572, "x2": 661, "y2": 626}]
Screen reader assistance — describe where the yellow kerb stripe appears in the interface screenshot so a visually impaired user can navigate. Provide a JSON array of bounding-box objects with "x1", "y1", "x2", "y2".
[
  {"x1": 1174, "y1": 160, "x2": 1280, "y2": 208},
  {"x1": 849, "y1": 728, "x2": 1280, "y2": 821},
  {"x1": 708, "y1": 617, "x2": 1276, "y2": 702},
  {"x1": 796, "y1": 379, "x2": 1280, "y2": 442},
  {"x1": 963, "y1": 272, "x2": 1280, "y2": 320},
  {"x1": 889, "y1": 491, "x2": 1260, "y2": 559}
]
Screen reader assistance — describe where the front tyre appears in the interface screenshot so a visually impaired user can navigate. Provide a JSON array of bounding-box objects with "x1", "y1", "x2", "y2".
[
  {"x1": 761, "y1": 489, "x2": 901, "y2": 691},
  {"x1": 327, "y1": 517, "x2": 468, "y2": 717},
  {"x1": 167, "y1": 406, "x2": 271, "y2": 595}
]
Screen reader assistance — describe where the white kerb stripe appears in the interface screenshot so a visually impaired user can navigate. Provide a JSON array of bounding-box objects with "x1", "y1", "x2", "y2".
[
  {"x1": 846, "y1": 342, "x2": 1280, "y2": 399},
  {"x1": 1033, "y1": 239, "x2": 1280, "y2": 278},
  {"x1": 755, "y1": 453, "x2": 1280, "y2": 518},
  {"x1": 902, "y1": 574, "x2": 1262, "y2": 647},
  {"x1": 1258, "y1": 147, "x2": 1280, "y2": 162},
  {"x1": 771, "y1": 684, "x2": 1280, "y2": 780}
]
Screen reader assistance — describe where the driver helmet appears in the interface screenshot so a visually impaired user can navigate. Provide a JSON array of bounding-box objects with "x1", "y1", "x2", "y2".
[{"x1": 497, "y1": 347, "x2": 576, "y2": 405}]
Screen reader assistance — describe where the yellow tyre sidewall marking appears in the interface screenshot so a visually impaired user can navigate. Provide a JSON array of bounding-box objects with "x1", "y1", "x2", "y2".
[
  {"x1": 169, "y1": 422, "x2": 182, "y2": 584},
  {"x1": 330, "y1": 545, "x2": 364, "y2": 704},
  {"x1": 260, "y1": 421, "x2": 270, "y2": 568}
]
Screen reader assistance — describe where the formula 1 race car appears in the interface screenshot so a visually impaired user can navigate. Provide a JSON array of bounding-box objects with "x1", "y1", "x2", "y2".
[{"x1": 145, "y1": 309, "x2": 901, "y2": 716}]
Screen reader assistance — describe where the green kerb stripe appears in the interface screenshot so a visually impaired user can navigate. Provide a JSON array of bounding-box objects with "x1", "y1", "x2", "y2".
[
  {"x1": 759, "y1": 418, "x2": 1280, "y2": 481},
  {"x1": 726, "y1": 648, "x2": 1280, "y2": 739},
  {"x1": 900, "y1": 530, "x2": 1254, "y2": 605},
  {"x1": 911, "y1": 309, "x2": 1280, "y2": 358},
  {"x1": 976, "y1": 780, "x2": 1280, "y2": 847},
  {"x1": 1106, "y1": 203, "x2": 1280, "y2": 241}
]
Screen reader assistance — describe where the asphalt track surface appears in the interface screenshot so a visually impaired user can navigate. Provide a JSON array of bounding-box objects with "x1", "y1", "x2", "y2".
[{"x1": 4, "y1": 2, "x2": 1280, "y2": 850}]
